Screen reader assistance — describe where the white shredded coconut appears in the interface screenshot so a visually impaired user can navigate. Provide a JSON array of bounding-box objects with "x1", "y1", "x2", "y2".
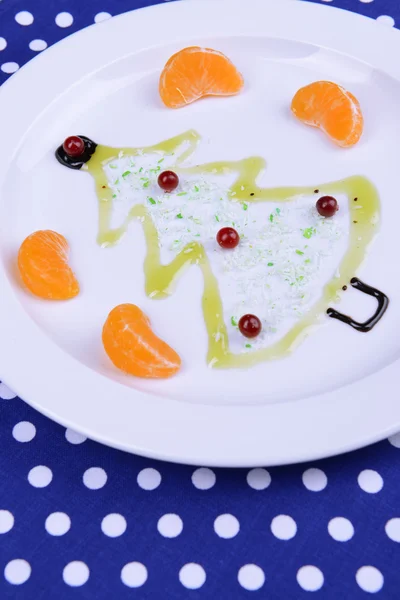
[{"x1": 103, "y1": 146, "x2": 349, "y2": 353}]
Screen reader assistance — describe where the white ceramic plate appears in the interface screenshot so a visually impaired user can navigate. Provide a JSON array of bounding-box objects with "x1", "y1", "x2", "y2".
[{"x1": 1, "y1": 0, "x2": 400, "y2": 466}]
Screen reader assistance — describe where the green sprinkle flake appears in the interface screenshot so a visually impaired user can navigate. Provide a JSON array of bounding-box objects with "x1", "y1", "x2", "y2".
[
  {"x1": 303, "y1": 227, "x2": 314, "y2": 239},
  {"x1": 148, "y1": 197, "x2": 156, "y2": 205},
  {"x1": 122, "y1": 170, "x2": 131, "y2": 178},
  {"x1": 109, "y1": 164, "x2": 117, "y2": 169},
  {"x1": 195, "y1": 233, "x2": 201, "y2": 237},
  {"x1": 157, "y1": 158, "x2": 164, "y2": 164},
  {"x1": 267, "y1": 262, "x2": 274, "y2": 267},
  {"x1": 177, "y1": 192, "x2": 187, "y2": 196},
  {"x1": 142, "y1": 181, "x2": 150, "y2": 188},
  {"x1": 215, "y1": 215, "x2": 220, "y2": 222},
  {"x1": 304, "y1": 258, "x2": 311, "y2": 264},
  {"x1": 245, "y1": 344, "x2": 252, "y2": 349},
  {"x1": 242, "y1": 203, "x2": 248, "y2": 211},
  {"x1": 231, "y1": 317, "x2": 237, "y2": 327},
  {"x1": 296, "y1": 249, "x2": 304, "y2": 256},
  {"x1": 194, "y1": 185, "x2": 200, "y2": 192},
  {"x1": 276, "y1": 207, "x2": 281, "y2": 214},
  {"x1": 139, "y1": 167, "x2": 143, "y2": 173},
  {"x1": 112, "y1": 194, "x2": 117, "y2": 199},
  {"x1": 269, "y1": 214, "x2": 274, "y2": 223},
  {"x1": 176, "y1": 213, "x2": 183, "y2": 219},
  {"x1": 114, "y1": 179, "x2": 119, "y2": 185}
]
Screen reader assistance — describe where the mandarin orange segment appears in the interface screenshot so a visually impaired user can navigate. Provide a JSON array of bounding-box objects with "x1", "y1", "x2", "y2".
[
  {"x1": 291, "y1": 81, "x2": 363, "y2": 148},
  {"x1": 102, "y1": 304, "x2": 181, "y2": 378},
  {"x1": 18, "y1": 230, "x2": 79, "y2": 300},
  {"x1": 159, "y1": 46, "x2": 244, "y2": 109}
]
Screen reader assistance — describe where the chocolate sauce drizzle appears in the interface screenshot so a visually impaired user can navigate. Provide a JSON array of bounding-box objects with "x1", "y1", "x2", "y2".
[
  {"x1": 55, "y1": 136, "x2": 97, "y2": 170},
  {"x1": 327, "y1": 278, "x2": 389, "y2": 332}
]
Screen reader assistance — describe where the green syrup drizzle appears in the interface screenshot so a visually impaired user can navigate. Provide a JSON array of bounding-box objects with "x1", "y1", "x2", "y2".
[{"x1": 83, "y1": 130, "x2": 379, "y2": 368}]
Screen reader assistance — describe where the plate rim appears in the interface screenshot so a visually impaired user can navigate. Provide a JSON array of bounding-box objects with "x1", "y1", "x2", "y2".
[{"x1": 0, "y1": 0, "x2": 399, "y2": 467}]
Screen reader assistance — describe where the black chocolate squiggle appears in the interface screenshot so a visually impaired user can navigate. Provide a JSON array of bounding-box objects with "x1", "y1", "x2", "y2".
[
  {"x1": 55, "y1": 136, "x2": 97, "y2": 170},
  {"x1": 327, "y1": 278, "x2": 389, "y2": 332}
]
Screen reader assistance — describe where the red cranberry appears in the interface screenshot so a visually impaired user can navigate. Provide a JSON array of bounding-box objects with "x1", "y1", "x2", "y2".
[
  {"x1": 158, "y1": 170, "x2": 179, "y2": 192},
  {"x1": 216, "y1": 227, "x2": 240, "y2": 249},
  {"x1": 316, "y1": 196, "x2": 338, "y2": 217},
  {"x1": 63, "y1": 136, "x2": 85, "y2": 158},
  {"x1": 238, "y1": 314, "x2": 262, "y2": 338}
]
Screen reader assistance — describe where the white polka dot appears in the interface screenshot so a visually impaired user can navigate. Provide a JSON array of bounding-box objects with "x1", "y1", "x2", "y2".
[
  {"x1": 192, "y1": 467, "x2": 216, "y2": 490},
  {"x1": 271, "y1": 515, "x2": 297, "y2": 540},
  {"x1": 83, "y1": 467, "x2": 107, "y2": 490},
  {"x1": 359, "y1": 0, "x2": 374, "y2": 3},
  {"x1": 1, "y1": 62, "x2": 19, "y2": 74},
  {"x1": 157, "y1": 514, "x2": 183, "y2": 538},
  {"x1": 55, "y1": 12, "x2": 73, "y2": 28},
  {"x1": 0, "y1": 382, "x2": 16, "y2": 398},
  {"x1": 388, "y1": 432, "x2": 400, "y2": 448},
  {"x1": 121, "y1": 562, "x2": 148, "y2": 588},
  {"x1": 179, "y1": 563, "x2": 206, "y2": 589},
  {"x1": 376, "y1": 15, "x2": 395, "y2": 26},
  {"x1": 385, "y1": 518, "x2": 400, "y2": 542},
  {"x1": 12, "y1": 421, "x2": 36, "y2": 443},
  {"x1": 15, "y1": 11, "x2": 34, "y2": 26},
  {"x1": 101, "y1": 514, "x2": 127, "y2": 537},
  {"x1": 4, "y1": 559, "x2": 31, "y2": 585},
  {"x1": 65, "y1": 428, "x2": 87, "y2": 445},
  {"x1": 94, "y1": 12, "x2": 111, "y2": 23},
  {"x1": 0, "y1": 510, "x2": 14, "y2": 534},
  {"x1": 247, "y1": 468, "x2": 271, "y2": 490},
  {"x1": 45, "y1": 512, "x2": 71, "y2": 536},
  {"x1": 297, "y1": 566, "x2": 324, "y2": 591},
  {"x1": 0, "y1": 38, "x2": 7, "y2": 51},
  {"x1": 63, "y1": 561, "x2": 89, "y2": 587},
  {"x1": 238, "y1": 564, "x2": 265, "y2": 591},
  {"x1": 302, "y1": 468, "x2": 327, "y2": 491},
  {"x1": 328, "y1": 517, "x2": 354, "y2": 542},
  {"x1": 356, "y1": 566, "x2": 384, "y2": 593},
  {"x1": 214, "y1": 514, "x2": 240, "y2": 539},
  {"x1": 137, "y1": 468, "x2": 161, "y2": 490},
  {"x1": 29, "y1": 39, "x2": 47, "y2": 52},
  {"x1": 358, "y1": 469, "x2": 383, "y2": 493},
  {"x1": 28, "y1": 465, "x2": 52, "y2": 488}
]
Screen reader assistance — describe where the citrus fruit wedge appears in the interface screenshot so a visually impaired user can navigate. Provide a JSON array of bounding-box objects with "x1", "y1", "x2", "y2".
[
  {"x1": 291, "y1": 81, "x2": 363, "y2": 148},
  {"x1": 102, "y1": 304, "x2": 181, "y2": 379},
  {"x1": 159, "y1": 46, "x2": 244, "y2": 109},
  {"x1": 18, "y1": 230, "x2": 79, "y2": 300}
]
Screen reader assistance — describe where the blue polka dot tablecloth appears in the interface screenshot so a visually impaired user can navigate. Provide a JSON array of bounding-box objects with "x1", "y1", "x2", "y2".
[{"x1": 1, "y1": 0, "x2": 400, "y2": 597}]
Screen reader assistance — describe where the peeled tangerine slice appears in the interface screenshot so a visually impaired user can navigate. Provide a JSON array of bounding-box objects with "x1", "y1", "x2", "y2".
[
  {"x1": 18, "y1": 230, "x2": 79, "y2": 300},
  {"x1": 102, "y1": 304, "x2": 181, "y2": 379},
  {"x1": 291, "y1": 81, "x2": 364, "y2": 148},
  {"x1": 159, "y1": 46, "x2": 244, "y2": 109}
]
